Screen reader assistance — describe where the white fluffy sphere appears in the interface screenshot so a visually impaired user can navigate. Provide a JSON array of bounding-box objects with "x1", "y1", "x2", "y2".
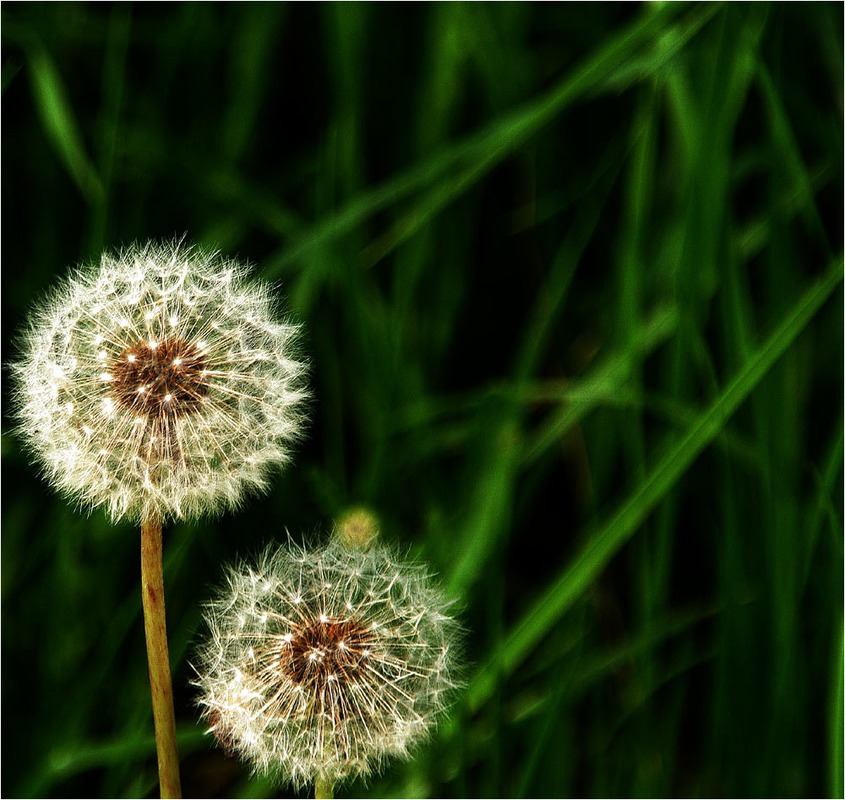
[{"x1": 13, "y1": 240, "x2": 308, "y2": 522}]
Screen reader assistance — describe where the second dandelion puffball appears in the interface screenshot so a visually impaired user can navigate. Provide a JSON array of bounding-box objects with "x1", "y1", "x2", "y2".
[
  {"x1": 194, "y1": 539, "x2": 462, "y2": 790},
  {"x1": 13, "y1": 240, "x2": 308, "y2": 522}
]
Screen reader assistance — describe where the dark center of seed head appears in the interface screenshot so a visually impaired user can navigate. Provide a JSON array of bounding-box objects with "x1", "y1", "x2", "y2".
[
  {"x1": 285, "y1": 618, "x2": 375, "y2": 686},
  {"x1": 111, "y1": 338, "x2": 210, "y2": 417}
]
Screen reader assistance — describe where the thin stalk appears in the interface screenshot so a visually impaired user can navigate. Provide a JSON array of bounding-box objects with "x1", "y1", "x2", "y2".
[
  {"x1": 315, "y1": 774, "x2": 334, "y2": 799},
  {"x1": 141, "y1": 514, "x2": 182, "y2": 798}
]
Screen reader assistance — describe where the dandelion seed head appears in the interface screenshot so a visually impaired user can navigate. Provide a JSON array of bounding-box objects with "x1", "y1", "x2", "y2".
[
  {"x1": 194, "y1": 539, "x2": 463, "y2": 790},
  {"x1": 12, "y1": 239, "x2": 308, "y2": 522}
]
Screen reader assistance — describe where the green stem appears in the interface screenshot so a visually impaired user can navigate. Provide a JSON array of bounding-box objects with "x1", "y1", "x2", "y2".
[
  {"x1": 315, "y1": 774, "x2": 334, "y2": 799},
  {"x1": 141, "y1": 514, "x2": 182, "y2": 798}
]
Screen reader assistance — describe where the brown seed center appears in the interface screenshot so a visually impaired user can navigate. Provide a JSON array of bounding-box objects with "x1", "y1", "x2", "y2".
[
  {"x1": 111, "y1": 337, "x2": 209, "y2": 417},
  {"x1": 283, "y1": 618, "x2": 375, "y2": 686}
]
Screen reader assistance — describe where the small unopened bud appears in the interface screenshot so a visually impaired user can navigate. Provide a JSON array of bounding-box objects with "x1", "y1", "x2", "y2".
[{"x1": 334, "y1": 505, "x2": 379, "y2": 549}]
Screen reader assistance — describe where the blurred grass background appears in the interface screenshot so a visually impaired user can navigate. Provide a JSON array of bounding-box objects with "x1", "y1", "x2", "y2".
[{"x1": 2, "y1": 3, "x2": 843, "y2": 798}]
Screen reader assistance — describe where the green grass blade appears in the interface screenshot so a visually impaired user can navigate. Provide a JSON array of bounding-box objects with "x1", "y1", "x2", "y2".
[
  {"x1": 15, "y1": 727, "x2": 206, "y2": 798},
  {"x1": 522, "y1": 304, "x2": 679, "y2": 466},
  {"x1": 832, "y1": 619, "x2": 844, "y2": 798},
  {"x1": 266, "y1": 3, "x2": 719, "y2": 275},
  {"x1": 466, "y1": 259, "x2": 843, "y2": 711},
  {"x1": 26, "y1": 41, "x2": 104, "y2": 205}
]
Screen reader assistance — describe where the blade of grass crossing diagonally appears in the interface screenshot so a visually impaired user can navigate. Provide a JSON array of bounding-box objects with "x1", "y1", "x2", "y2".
[
  {"x1": 443, "y1": 168, "x2": 621, "y2": 599},
  {"x1": 265, "y1": 3, "x2": 721, "y2": 276},
  {"x1": 17, "y1": 727, "x2": 208, "y2": 799},
  {"x1": 521, "y1": 304, "x2": 679, "y2": 467},
  {"x1": 362, "y1": 3, "x2": 723, "y2": 268},
  {"x1": 756, "y1": 60, "x2": 834, "y2": 258},
  {"x1": 802, "y1": 421, "x2": 844, "y2": 590},
  {"x1": 465, "y1": 260, "x2": 843, "y2": 711}
]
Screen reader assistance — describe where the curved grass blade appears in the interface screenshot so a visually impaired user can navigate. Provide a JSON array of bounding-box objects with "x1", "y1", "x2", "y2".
[{"x1": 26, "y1": 41, "x2": 104, "y2": 205}]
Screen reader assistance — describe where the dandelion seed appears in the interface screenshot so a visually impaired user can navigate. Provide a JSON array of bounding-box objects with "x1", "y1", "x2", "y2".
[
  {"x1": 12, "y1": 239, "x2": 308, "y2": 523},
  {"x1": 194, "y1": 539, "x2": 463, "y2": 791}
]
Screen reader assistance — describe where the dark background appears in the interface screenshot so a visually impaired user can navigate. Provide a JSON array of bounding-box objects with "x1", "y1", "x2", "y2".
[{"x1": 2, "y1": 3, "x2": 843, "y2": 798}]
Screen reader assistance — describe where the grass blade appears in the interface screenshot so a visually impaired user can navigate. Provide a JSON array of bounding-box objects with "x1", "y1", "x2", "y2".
[
  {"x1": 467, "y1": 259, "x2": 843, "y2": 711},
  {"x1": 266, "y1": 3, "x2": 719, "y2": 275},
  {"x1": 26, "y1": 41, "x2": 104, "y2": 205}
]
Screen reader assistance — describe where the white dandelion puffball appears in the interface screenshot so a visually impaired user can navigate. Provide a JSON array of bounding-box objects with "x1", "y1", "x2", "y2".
[
  {"x1": 13, "y1": 240, "x2": 308, "y2": 523},
  {"x1": 194, "y1": 539, "x2": 462, "y2": 789}
]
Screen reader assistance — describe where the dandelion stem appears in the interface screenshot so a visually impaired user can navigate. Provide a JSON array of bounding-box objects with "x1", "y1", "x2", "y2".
[
  {"x1": 141, "y1": 514, "x2": 182, "y2": 798},
  {"x1": 315, "y1": 775, "x2": 334, "y2": 799}
]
